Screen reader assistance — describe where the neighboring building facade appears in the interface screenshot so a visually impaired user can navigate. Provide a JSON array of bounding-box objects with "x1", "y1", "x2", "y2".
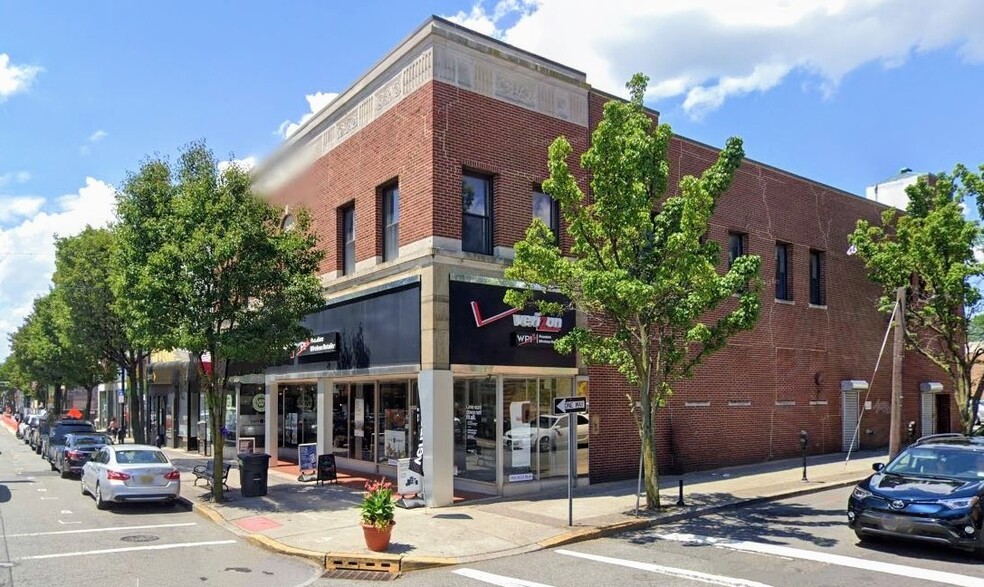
[
  {"x1": 864, "y1": 167, "x2": 923, "y2": 210},
  {"x1": 252, "y1": 16, "x2": 952, "y2": 505}
]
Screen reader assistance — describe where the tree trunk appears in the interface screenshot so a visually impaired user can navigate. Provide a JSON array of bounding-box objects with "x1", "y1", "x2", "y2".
[
  {"x1": 202, "y1": 351, "x2": 226, "y2": 503},
  {"x1": 84, "y1": 385, "x2": 94, "y2": 422},
  {"x1": 127, "y1": 365, "x2": 146, "y2": 444},
  {"x1": 53, "y1": 383, "x2": 63, "y2": 415}
]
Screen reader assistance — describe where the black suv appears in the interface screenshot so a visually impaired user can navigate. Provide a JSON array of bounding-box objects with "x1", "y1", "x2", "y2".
[
  {"x1": 44, "y1": 419, "x2": 96, "y2": 469},
  {"x1": 847, "y1": 435, "x2": 984, "y2": 555}
]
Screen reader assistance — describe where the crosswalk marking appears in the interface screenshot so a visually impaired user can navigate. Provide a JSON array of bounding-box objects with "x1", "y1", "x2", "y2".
[
  {"x1": 556, "y1": 549, "x2": 775, "y2": 587},
  {"x1": 453, "y1": 568, "x2": 555, "y2": 587},
  {"x1": 651, "y1": 532, "x2": 984, "y2": 587},
  {"x1": 19, "y1": 539, "x2": 237, "y2": 561}
]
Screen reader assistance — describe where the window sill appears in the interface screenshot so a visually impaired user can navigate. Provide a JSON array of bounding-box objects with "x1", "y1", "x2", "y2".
[
  {"x1": 808, "y1": 303, "x2": 828, "y2": 310},
  {"x1": 774, "y1": 298, "x2": 795, "y2": 305}
]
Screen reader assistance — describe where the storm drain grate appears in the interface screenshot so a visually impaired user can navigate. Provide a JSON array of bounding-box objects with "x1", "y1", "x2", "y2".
[
  {"x1": 322, "y1": 570, "x2": 399, "y2": 581},
  {"x1": 120, "y1": 535, "x2": 160, "y2": 543},
  {"x1": 326, "y1": 556, "x2": 400, "y2": 574}
]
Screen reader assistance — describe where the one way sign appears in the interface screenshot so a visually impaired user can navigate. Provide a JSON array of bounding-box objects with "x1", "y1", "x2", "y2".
[{"x1": 553, "y1": 396, "x2": 587, "y2": 415}]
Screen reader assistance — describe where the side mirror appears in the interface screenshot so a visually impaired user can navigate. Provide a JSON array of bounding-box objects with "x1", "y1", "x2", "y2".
[{"x1": 872, "y1": 463, "x2": 885, "y2": 472}]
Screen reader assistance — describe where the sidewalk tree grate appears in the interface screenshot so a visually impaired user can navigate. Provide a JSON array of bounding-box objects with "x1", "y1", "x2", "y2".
[
  {"x1": 322, "y1": 570, "x2": 399, "y2": 581},
  {"x1": 326, "y1": 556, "x2": 400, "y2": 574}
]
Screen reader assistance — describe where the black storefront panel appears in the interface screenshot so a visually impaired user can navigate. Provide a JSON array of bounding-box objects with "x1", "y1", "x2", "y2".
[
  {"x1": 298, "y1": 282, "x2": 421, "y2": 369},
  {"x1": 449, "y1": 280, "x2": 575, "y2": 368}
]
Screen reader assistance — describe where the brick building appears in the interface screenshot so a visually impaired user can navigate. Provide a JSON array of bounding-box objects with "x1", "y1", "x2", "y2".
[{"x1": 250, "y1": 16, "x2": 952, "y2": 505}]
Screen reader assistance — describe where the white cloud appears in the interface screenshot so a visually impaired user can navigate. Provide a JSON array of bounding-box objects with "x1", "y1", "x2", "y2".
[
  {"x1": 0, "y1": 178, "x2": 116, "y2": 359},
  {"x1": 0, "y1": 171, "x2": 31, "y2": 187},
  {"x1": 0, "y1": 197, "x2": 44, "y2": 223},
  {"x1": 218, "y1": 156, "x2": 257, "y2": 173},
  {"x1": 276, "y1": 91, "x2": 339, "y2": 138},
  {"x1": 0, "y1": 53, "x2": 41, "y2": 101},
  {"x1": 88, "y1": 129, "x2": 108, "y2": 142},
  {"x1": 446, "y1": 0, "x2": 984, "y2": 118}
]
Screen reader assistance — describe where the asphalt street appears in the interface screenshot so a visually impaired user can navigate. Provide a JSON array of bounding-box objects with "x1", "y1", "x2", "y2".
[
  {"x1": 332, "y1": 485, "x2": 984, "y2": 587},
  {"x1": 0, "y1": 427, "x2": 324, "y2": 587}
]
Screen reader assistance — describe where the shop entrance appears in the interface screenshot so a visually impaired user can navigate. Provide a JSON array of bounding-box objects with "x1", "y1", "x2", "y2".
[
  {"x1": 331, "y1": 380, "x2": 417, "y2": 467},
  {"x1": 277, "y1": 384, "x2": 317, "y2": 464}
]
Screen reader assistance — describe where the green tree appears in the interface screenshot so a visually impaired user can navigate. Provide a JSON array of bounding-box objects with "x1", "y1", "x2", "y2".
[
  {"x1": 53, "y1": 227, "x2": 132, "y2": 423},
  {"x1": 504, "y1": 75, "x2": 762, "y2": 509},
  {"x1": 115, "y1": 142, "x2": 325, "y2": 501},
  {"x1": 969, "y1": 314, "x2": 984, "y2": 342},
  {"x1": 849, "y1": 164, "x2": 984, "y2": 434}
]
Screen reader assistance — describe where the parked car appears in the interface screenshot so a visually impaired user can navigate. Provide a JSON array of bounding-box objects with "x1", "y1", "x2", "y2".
[
  {"x1": 847, "y1": 434, "x2": 984, "y2": 556},
  {"x1": 53, "y1": 433, "x2": 111, "y2": 478},
  {"x1": 45, "y1": 419, "x2": 96, "y2": 468},
  {"x1": 18, "y1": 415, "x2": 39, "y2": 442},
  {"x1": 81, "y1": 445, "x2": 181, "y2": 509},
  {"x1": 504, "y1": 413, "x2": 590, "y2": 452}
]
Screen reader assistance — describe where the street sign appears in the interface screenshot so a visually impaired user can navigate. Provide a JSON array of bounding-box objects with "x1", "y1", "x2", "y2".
[
  {"x1": 553, "y1": 396, "x2": 587, "y2": 415},
  {"x1": 117, "y1": 389, "x2": 125, "y2": 404}
]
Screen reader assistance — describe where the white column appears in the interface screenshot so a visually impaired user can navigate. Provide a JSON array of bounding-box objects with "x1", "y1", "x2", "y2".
[
  {"x1": 418, "y1": 369, "x2": 454, "y2": 507},
  {"x1": 317, "y1": 378, "x2": 332, "y2": 456},
  {"x1": 264, "y1": 377, "x2": 278, "y2": 465}
]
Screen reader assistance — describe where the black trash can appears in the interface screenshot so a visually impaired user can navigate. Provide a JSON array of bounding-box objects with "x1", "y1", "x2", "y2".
[{"x1": 238, "y1": 453, "x2": 271, "y2": 497}]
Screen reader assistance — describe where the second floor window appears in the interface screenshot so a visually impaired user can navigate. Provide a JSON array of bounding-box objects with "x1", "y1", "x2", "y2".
[
  {"x1": 775, "y1": 242, "x2": 791, "y2": 300},
  {"x1": 462, "y1": 173, "x2": 492, "y2": 254},
  {"x1": 728, "y1": 232, "x2": 747, "y2": 267},
  {"x1": 810, "y1": 250, "x2": 826, "y2": 305},
  {"x1": 382, "y1": 185, "x2": 399, "y2": 262},
  {"x1": 342, "y1": 205, "x2": 355, "y2": 275},
  {"x1": 532, "y1": 190, "x2": 559, "y2": 243}
]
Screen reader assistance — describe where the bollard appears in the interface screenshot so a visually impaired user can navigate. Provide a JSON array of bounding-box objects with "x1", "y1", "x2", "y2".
[
  {"x1": 799, "y1": 430, "x2": 809, "y2": 482},
  {"x1": 676, "y1": 479, "x2": 686, "y2": 507}
]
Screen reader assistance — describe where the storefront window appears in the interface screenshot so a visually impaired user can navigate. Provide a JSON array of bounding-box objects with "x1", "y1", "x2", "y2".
[
  {"x1": 347, "y1": 383, "x2": 375, "y2": 462},
  {"x1": 332, "y1": 384, "x2": 350, "y2": 458},
  {"x1": 378, "y1": 382, "x2": 409, "y2": 464},
  {"x1": 453, "y1": 378, "x2": 497, "y2": 484},
  {"x1": 501, "y1": 378, "x2": 576, "y2": 483},
  {"x1": 237, "y1": 384, "x2": 266, "y2": 453}
]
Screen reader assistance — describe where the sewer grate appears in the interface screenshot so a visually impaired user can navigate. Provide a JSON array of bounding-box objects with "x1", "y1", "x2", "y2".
[
  {"x1": 326, "y1": 556, "x2": 400, "y2": 574},
  {"x1": 322, "y1": 570, "x2": 399, "y2": 581},
  {"x1": 120, "y1": 535, "x2": 160, "y2": 543}
]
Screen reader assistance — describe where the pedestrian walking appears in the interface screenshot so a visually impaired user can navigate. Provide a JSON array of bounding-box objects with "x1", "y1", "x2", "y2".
[
  {"x1": 107, "y1": 417, "x2": 119, "y2": 444},
  {"x1": 117, "y1": 422, "x2": 126, "y2": 445}
]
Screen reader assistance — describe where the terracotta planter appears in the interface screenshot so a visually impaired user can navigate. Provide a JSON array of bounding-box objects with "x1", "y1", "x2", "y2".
[{"x1": 361, "y1": 521, "x2": 395, "y2": 552}]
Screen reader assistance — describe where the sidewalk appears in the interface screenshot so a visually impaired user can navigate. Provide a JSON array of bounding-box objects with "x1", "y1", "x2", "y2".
[{"x1": 161, "y1": 445, "x2": 885, "y2": 573}]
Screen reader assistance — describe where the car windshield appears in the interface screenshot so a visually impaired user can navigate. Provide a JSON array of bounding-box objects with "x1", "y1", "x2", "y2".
[
  {"x1": 884, "y1": 446, "x2": 984, "y2": 480},
  {"x1": 115, "y1": 450, "x2": 169, "y2": 465},
  {"x1": 537, "y1": 416, "x2": 560, "y2": 429}
]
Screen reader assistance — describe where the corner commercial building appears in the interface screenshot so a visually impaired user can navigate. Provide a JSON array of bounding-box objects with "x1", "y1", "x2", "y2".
[{"x1": 248, "y1": 16, "x2": 951, "y2": 506}]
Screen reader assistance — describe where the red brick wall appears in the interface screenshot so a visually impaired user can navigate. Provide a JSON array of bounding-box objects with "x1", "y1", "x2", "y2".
[
  {"x1": 271, "y1": 82, "x2": 436, "y2": 274},
  {"x1": 431, "y1": 81, "x2": 590, "y2": 251}
]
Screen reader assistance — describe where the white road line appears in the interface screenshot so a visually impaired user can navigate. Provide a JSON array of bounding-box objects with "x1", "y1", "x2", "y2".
[
  {"x1": 6, "y1": 522, "x2": 197, "y2": 538},
  {"x1": 556, "y1": 550, "x2": 774, "y2": 587},
  {"x1": 56, "y1": 520, "x2": 81, "y2": 525},
  {"x1": 19, "y1": 539, "x2": 237, "y2": 560},
  {"x1": 652, "y1": 533, "x2": 984, "y2": 587},
  {"x1": 452, "y1": 568, "x2": 555, "y2": 587}
]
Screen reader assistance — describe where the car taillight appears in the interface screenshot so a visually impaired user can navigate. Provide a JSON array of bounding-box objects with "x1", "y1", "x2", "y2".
[
  {"x1": 106, "y1": 470, "x2": 131, "y2": 481},
  {"x1": 163, "y1": 470, "x2": 181, "y2": 480},
  {"x1": 66, "y1": 450, "x2": 84, "y2": 459}
]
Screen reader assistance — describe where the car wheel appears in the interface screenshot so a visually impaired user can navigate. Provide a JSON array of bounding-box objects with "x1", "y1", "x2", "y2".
[
  {"x1": 50, "y1": 460, "x2": 57, "y2": 471},
  {"x1": 80, "y1": 478, "x2": 89, "y2": 496},
  {"x1": 854, "y1": 529, "x2": 871, "y2": 543},
  {"x1": 59, "y1": 465, "x2": 70, "y2": 479},
  {"x1": 539, "y1": 437, "x2": 552, "y2": 452},
  {"x1": 95, "y1": 484, "x2": 109, "y2": 510}
]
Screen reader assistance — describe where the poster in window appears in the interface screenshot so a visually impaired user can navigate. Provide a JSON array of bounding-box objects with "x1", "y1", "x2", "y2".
[
  {"x1": 354, "y1": 398, "x2": 364, "y2": 438},
  {"x1": 384, "y1": 429, "x2": 406, "y2": 463},
  {"x1": 237, "y1": 437, "x2": 255, "y2": 455},
  {"x1": 509, "y1": 401, "x2": 531, "y2": 469}
]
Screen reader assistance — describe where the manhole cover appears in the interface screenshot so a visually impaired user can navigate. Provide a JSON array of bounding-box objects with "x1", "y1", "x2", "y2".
[{"x1": 120, "y1": 535, "x2": 160, "y2": 543}]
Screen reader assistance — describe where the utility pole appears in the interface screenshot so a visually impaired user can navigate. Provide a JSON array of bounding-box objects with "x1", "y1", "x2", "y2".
[{"x1": 889, "y1": 286, "x2": 905, "y2": 459}]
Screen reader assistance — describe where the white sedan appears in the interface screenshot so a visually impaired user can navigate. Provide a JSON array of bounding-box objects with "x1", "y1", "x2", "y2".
[
  {"x1": 81, "y1": 444, "x2": 181, "y2": 509},
  {"x1": 504, "y1": 414, "x2": 590, "y2": 452}
]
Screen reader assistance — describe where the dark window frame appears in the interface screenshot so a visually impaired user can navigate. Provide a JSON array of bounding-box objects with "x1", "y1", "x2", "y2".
[
  {"x1": 810, "y1": 249, "x2": 826, "y2": 306},
  {"x1": 462, "y1": 171, "x2": 493, "y2": 255},
  {"x1": 728, "y1": 231, "x2": 747, "y2": 268},
  {"x1": 532, "y1": 188, "x2": 560, "y2": 245},
  {"x1": 341, "y1": 204, "x2": 355, "y2": 275},
  {"x1": 775, "y1": 242, "x2": 792, "y2": 301},
  {"x1": 381, "y1": 183, "x2": 400, "y2": 262}
]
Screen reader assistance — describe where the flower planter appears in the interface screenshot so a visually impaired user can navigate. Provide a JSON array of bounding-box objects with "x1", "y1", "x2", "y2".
[{"x1": 361, "y1": 521, "x2": 395, "y2": 552}]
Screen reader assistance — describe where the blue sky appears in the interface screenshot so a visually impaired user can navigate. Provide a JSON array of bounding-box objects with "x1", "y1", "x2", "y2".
[{"x1": 1, "y1": 0, "x2": 983, "y2": 358}]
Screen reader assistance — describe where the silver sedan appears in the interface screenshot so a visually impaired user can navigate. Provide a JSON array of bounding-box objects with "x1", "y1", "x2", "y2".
[{"x1": 81, "y1": 444, "x2": 181, "y2": 509}]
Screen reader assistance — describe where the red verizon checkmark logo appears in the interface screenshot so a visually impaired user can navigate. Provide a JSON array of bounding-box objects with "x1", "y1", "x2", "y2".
[{"x1": 470, "y1": 301, "x2": 519, "y2": 328}]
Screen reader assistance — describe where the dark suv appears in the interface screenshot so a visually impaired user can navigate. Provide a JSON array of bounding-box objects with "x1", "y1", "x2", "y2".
[
  {"x1": 45, "y1": 419, "x2": 96, "y2": 469},
  {"x1": 847, "y1": 435, "x2": 984, "y2": 556}
]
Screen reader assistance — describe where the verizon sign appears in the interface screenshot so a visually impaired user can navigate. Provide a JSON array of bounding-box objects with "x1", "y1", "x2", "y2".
[{"x1": 451, "y1": 279, "x2": 575, "y2": 367}]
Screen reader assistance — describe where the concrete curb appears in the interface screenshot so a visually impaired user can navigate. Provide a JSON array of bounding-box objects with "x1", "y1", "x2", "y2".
[{"x1": 188, "y1": 475, "x2": 867, "y2": 573}]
